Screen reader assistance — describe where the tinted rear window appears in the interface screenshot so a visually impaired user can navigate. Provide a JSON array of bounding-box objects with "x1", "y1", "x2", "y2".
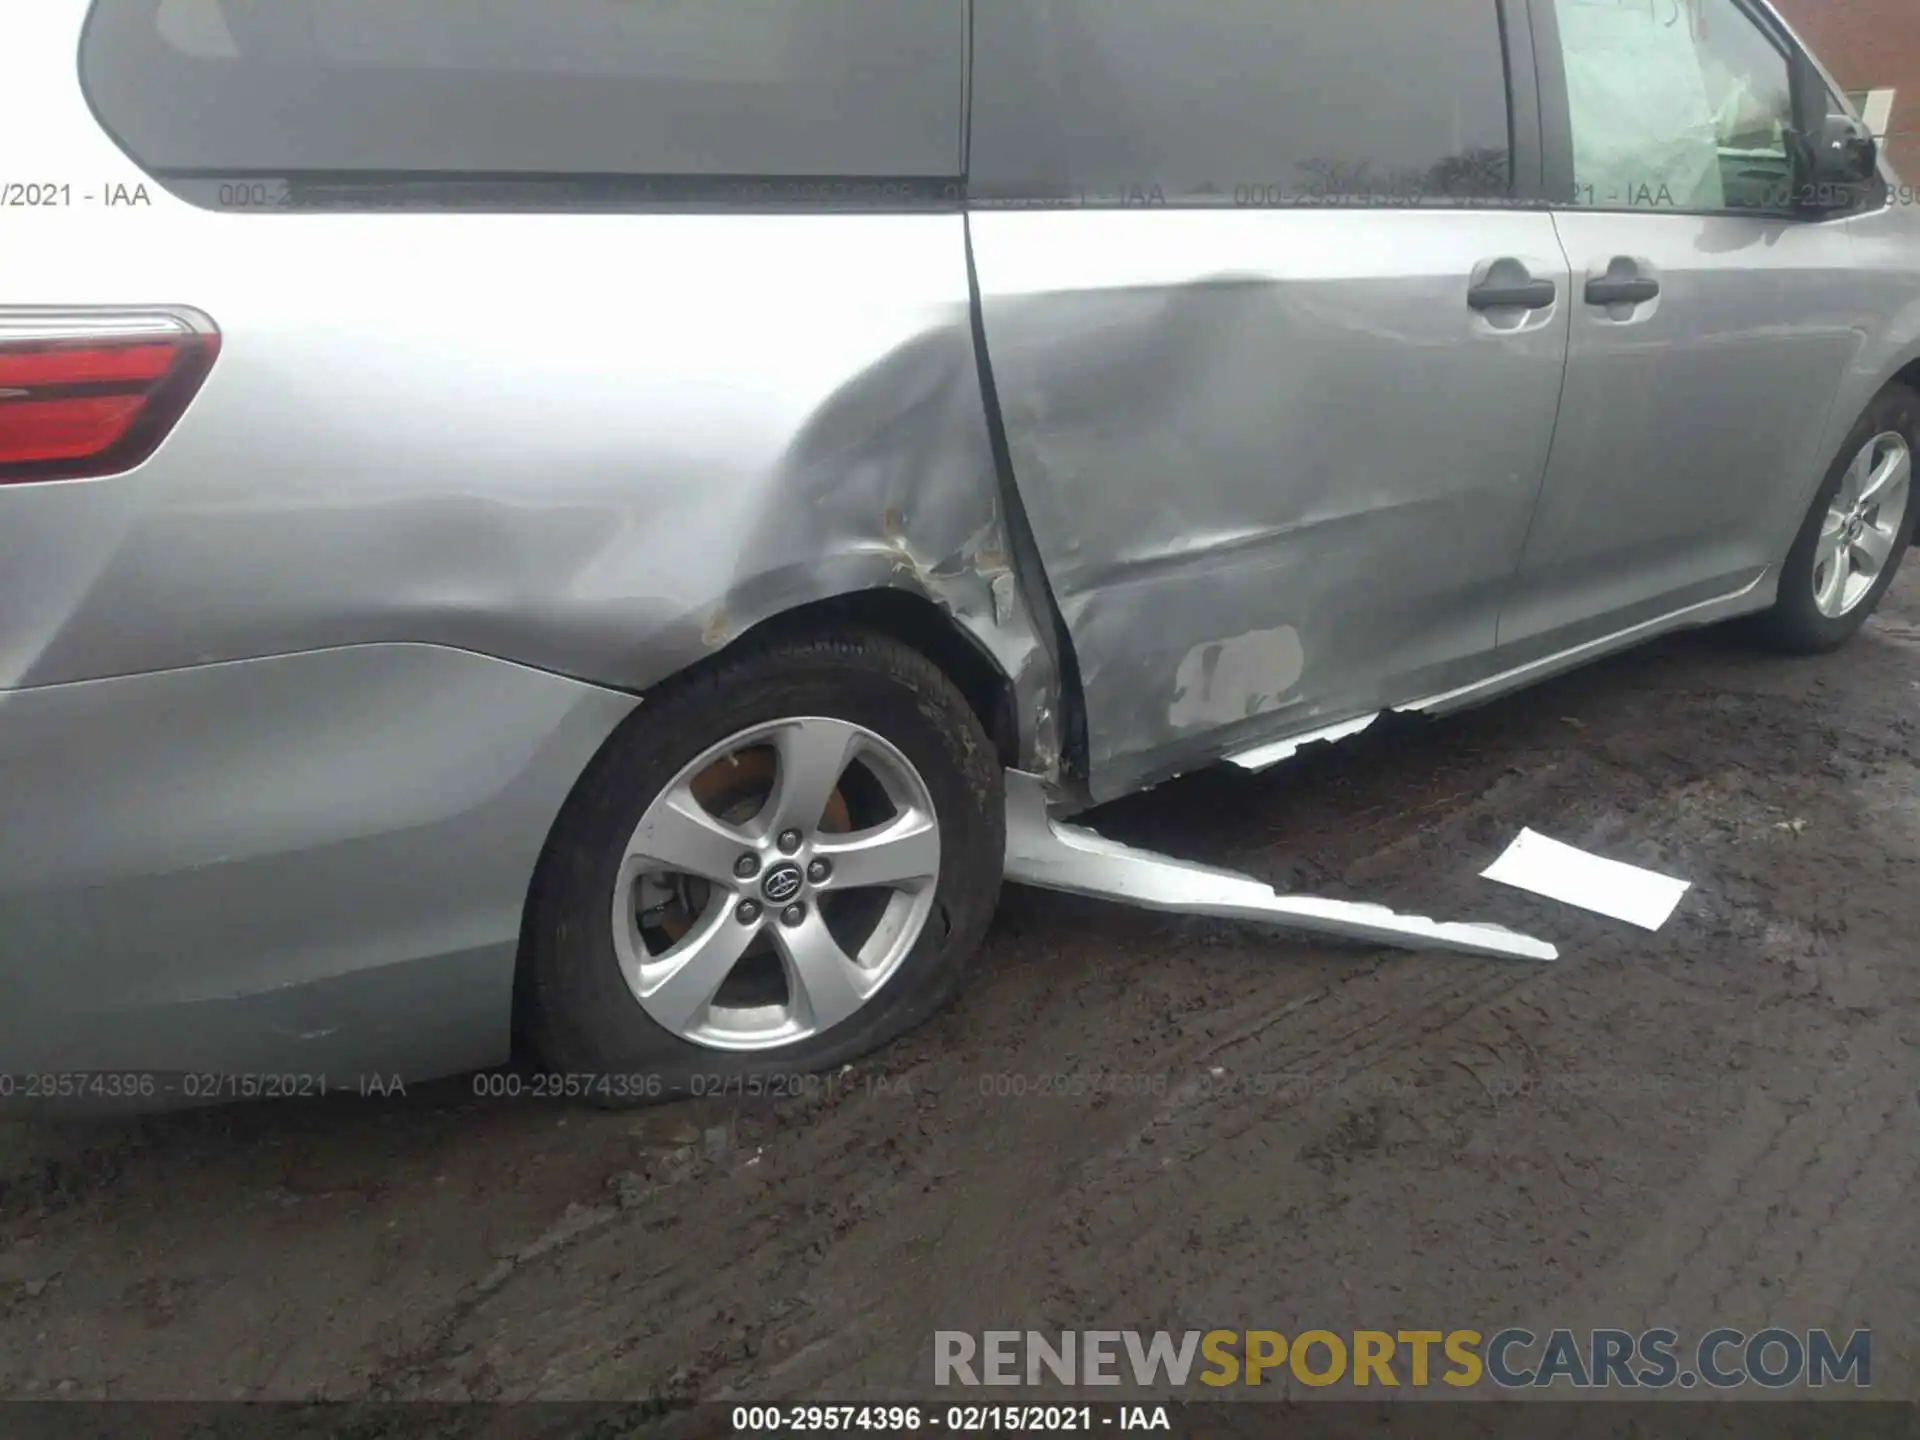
[
  {"x1": 81, "y1": 0, "x2": 966, "y2": 188},
  {"x1": 970, "y1": 0, "x2": 1515, "y2": 205}
]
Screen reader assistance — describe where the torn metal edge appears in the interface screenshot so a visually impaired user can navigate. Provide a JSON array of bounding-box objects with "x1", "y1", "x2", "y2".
[
  {"x1": 1001, "y1": 770, "x2": 1558, "y2": 962},
  {"x1": 1217, "y1": 577, "x2": 1776, "y2": 779},
  {"x1": 1226, "y1": 711, "x2": 1382, "y2": 773}
]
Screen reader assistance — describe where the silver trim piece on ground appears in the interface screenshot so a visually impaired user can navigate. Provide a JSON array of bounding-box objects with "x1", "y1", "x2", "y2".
[{"x1": 1001, "y1": 771, "x2": 1557, "y2": 962}]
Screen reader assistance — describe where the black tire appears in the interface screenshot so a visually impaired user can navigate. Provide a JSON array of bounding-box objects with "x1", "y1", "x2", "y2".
[
  {"x1": 1756, "y1": 384, "x2": 1917, "y2": 654},
  {"x1": 520, "y1": 628, "x2": 1004, "y2": 1105}
]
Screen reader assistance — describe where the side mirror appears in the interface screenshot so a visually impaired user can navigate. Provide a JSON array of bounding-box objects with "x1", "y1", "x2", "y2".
[
  {"x1": 1815, "y1": 113, "x2": 1880, "y2": 184},
  {"x1": 1797, "y1": 112, "x2": 1879, "y2": 211}
]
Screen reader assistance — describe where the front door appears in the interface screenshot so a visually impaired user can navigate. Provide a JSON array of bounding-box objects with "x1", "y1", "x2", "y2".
[{"x1": 1499, "y1": 0, "x2": 1868, "y2": 657}]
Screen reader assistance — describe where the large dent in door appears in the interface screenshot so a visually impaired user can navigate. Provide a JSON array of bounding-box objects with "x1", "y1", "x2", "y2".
[{"x1": 969, "y1": 212, "x2": 1571, "y2": 802}]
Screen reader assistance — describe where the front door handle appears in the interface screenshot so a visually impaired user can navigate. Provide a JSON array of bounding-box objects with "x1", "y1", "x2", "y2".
[
  {"x1": 1585, "y1": 275, "x2": 1660, "y2": 305},
  {"x1": 1584, "y1": 257, "x2": 1660, "y2": 307},
  {"x1": 1468, "y1": 267, "x2": 1558, "y2": 311}
]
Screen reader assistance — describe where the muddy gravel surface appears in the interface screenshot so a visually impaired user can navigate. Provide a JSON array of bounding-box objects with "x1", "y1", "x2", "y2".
[{"x1": 2, "y1": 576, "x2": 1917, "y2": 1411}]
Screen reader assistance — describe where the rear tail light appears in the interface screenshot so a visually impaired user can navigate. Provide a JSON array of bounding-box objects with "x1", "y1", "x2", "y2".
[{"x1": 0, "y1": 309, "x2": 220, "y2": 483}]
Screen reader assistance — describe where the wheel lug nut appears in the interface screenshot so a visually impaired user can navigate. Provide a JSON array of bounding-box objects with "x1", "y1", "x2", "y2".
[
  {"x1": 733, "y1": 854, "x2": 760, "y2": 879},
  {"x1": 780, "y1": 902, "x2": 807, "y2": 927},
  {"x1": 807, "y1": 858, "x2": 831, "y2": 884},
  {"x1": 777, "y1": 828, "x2": 804, "y2": 854},
  {"x1": 735, "y1": 900, "x2": 762, "y2": 925}
]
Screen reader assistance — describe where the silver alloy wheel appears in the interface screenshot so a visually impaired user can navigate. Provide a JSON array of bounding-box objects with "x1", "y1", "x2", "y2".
[
  {"x1": 611, "y1": 716, "x2": 941, "y2": 1051},
  {"x1": 1814, "y1": 430, "x2": 1912, "y2": 619}
]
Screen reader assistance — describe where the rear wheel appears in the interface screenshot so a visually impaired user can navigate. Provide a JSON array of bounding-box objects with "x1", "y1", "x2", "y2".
[
  {"x1": 1757, "y1": 386, "x2": 1915, "y2": 654},
  {"x1": 521, "y1": 629, "x2": 1004, "y2": 1103}
]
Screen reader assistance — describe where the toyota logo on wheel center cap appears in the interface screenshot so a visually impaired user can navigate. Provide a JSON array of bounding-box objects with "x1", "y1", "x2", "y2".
[{"x1": 761, "y1": 862, "x2": 804, "y2": 904}]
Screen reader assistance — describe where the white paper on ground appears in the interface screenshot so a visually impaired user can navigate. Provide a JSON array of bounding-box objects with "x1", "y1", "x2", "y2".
[{"x1": 1481, "y1": 829, "x2": 1690, "y2": 932}]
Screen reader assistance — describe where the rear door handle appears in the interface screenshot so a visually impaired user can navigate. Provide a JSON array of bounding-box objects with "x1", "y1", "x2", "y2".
[
  {"x1": 1468, "y1": 269, "x2": 1558, "y2": 311},
  {"x1": 1585, "y1": 275, "x2": 1660, "y2": 305}
]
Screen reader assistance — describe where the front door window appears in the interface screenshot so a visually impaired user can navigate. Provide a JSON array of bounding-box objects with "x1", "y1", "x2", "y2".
[{"x1": 1552, "y1": 0, "x2": 1796, "y2": 212}]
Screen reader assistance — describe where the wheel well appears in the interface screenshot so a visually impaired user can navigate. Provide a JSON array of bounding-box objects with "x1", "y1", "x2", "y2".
[
  {"x1": 1884, "y1": 365, "x2": 1920, "y2": 534},
  {"x1": 719, "y1": 589, "x2": 1022, "y2": 769},
  {"x1": 509, "y1": 587, "x2": 1021, "y2": 1061},
  {"x1": 1889, "y1": 360, "x2": 1920, "y2": 407}
]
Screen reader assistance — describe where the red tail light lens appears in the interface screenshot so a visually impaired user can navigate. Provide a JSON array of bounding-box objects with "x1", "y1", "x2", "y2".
[{"x1": 0, "y1": 310, "x2": 220, "y2": 482}]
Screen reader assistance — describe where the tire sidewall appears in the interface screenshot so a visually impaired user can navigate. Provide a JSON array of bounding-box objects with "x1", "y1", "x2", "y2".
[{"x1": 525, "y1": 639, "x2": 1003, "y2": 1095}]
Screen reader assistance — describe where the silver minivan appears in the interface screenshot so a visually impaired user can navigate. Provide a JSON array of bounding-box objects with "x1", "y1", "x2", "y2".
[{"x1": 1, "y1": 0, "x2": 1912, "y2": 1103}]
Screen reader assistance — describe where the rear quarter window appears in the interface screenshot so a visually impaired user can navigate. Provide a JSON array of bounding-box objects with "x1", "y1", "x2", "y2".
[{"x1": 79, "y1": 0, "x2": 967, "y2": 210}]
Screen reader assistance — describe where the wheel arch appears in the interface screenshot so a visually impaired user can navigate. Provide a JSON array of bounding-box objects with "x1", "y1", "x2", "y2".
[
  {"x1": 1857, "y1": 362, "x2": 1920, "y2": 537},
  {"x1": 507, "y1": 584, "x2": 1017, "y2": 1067},
  {"x1": 508, "y1": 581, "x2": 1037, "y2": 1050},
  {"x1": 1790, "y1": 354, "x2": 1920, "y2": 562},
  {"x1": 706, "y1": 586, "x2": 1028, "y2": 772},
  {"x1": 1892, "y1": 358, "x2": 1920, "y2": 422}
]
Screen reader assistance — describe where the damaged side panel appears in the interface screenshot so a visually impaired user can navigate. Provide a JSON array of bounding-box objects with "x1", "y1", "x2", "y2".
[
  {"x1": 0, "y1": 213, "x2": 1063, "y2": 775},
  {"x1": 969, "y1": 209, "x2": 1572, "y2": 802},
  {"x1": 0, "y1": 207, "x2": 1067, "y2": 1078}
]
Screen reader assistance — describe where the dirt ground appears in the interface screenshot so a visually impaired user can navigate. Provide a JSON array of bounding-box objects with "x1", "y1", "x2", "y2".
[{"x1": 2, "y1": 573, "x2": 1917, "y2": 1409}]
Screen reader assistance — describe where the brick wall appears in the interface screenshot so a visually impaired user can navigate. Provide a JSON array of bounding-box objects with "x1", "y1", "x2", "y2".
[{"x1": 1774, "y1": 0, "x2": 1920, "y2": 174}]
